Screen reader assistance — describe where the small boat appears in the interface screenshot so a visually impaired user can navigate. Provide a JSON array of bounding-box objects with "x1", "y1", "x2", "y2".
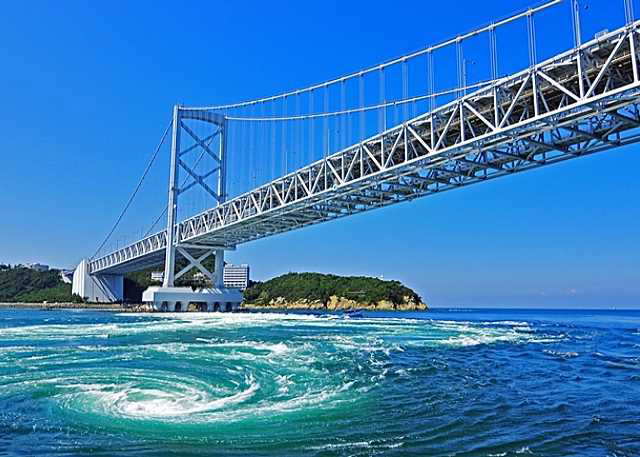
[{"x1": 346, "y1": 310, "x2": 364, "y2": 318}]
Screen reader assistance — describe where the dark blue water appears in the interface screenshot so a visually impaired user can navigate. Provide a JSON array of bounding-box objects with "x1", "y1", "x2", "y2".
[{"x1": 0, "y1": 308, "x2": 639, "y2": 456}]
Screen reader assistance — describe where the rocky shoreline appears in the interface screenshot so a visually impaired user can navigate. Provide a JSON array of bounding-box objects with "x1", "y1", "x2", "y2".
[
  {"x1": 0, "y1": 295, "x2": 427, "y2": 313},
  {"x1": 0, "y1": 302, "x2": 125, "y2": 311},
  {"x1": 244, "y1": 294, "x2": 428, "y2": 311}
]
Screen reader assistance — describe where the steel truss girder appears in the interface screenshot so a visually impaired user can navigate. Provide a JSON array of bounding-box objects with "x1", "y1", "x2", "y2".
[{"x1": 90, "y1": 22, "x2": 640, "y2": 275}]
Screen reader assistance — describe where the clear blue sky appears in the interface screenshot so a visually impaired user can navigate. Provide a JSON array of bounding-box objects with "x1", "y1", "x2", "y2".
[{"x1": 1, "y1": 0, "x2": 638, "y2": 308}]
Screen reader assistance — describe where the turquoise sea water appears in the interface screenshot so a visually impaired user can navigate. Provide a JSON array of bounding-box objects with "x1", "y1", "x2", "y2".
[{"x1": 0, "y1": 308, "x2": 639, "y2": 456}]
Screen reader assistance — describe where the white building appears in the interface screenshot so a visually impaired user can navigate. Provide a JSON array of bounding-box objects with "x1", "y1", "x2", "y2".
[
  {"x1": 151, "y1": 271, "x2": 164, "y2": 282},
  {"x1": 223, "y1": 264, "x2": 250, "y2": 290},
  {"x1": 27, "y1": 263, "x2": 49, "y2": 272}
]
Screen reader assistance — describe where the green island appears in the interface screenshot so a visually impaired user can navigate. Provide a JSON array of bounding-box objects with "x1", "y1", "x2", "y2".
[
  {"x1": 244, "y1": 272, "x2": 427, "y2": 311},
  {"x1": 0, "y1": 264, "x2": 426, "y2": 311}
]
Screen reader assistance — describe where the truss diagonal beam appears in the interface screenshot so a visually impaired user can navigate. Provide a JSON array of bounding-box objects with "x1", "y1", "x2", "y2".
[{"x1": 180, "y1": 122, "x2": 221, "y2": 164}]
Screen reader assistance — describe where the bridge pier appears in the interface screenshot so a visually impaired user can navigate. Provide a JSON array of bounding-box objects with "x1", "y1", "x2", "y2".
[
  {"x1": 141, "y1": 287, "x2": 242, "y2": 312},
  {"x1": 143, "y1": 247, "x2": 243, "y2": 311},
  {"x1": 72, "y1": 259, "x2": 123, "y2": 303}
]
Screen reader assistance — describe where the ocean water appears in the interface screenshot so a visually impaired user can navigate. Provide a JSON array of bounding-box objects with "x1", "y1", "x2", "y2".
[{"x1": 0, "y1": 308, "x2": 638, "y2": 456}]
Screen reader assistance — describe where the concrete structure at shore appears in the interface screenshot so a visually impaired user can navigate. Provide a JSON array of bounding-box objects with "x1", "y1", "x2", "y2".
[
  {"x1": 73, "y1": 260, "x2": 123, "y2": 303},
  {"x1": 142, "y1": 287, "x2": 241, "y2": 312}
]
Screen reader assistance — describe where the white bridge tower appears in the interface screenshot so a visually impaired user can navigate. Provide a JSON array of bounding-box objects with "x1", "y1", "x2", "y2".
[{"x1": 142, "y1": 106, "x2": 243, "y2": 311}]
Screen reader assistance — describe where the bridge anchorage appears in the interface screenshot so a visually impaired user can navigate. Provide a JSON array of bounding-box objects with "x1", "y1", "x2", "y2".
[{"x1": 74, "y1": 0, "x2": 640, "y2": 311}]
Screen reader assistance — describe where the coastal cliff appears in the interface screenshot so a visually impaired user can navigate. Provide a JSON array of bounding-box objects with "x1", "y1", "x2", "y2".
[{"x1": 243, "y1": 272, "x2": 427, "y2": 311}]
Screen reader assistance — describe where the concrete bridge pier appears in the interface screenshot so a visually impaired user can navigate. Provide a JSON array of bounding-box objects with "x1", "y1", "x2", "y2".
[
  {"x1": 142, "y1": 246, "x2": 243, "y2": 312},
  {"x1": 141, "y1": 287, "x2": 243, "y2": 312},
  {"x1": 72, "y1": 259, "x2": 123, "y2": 303}
]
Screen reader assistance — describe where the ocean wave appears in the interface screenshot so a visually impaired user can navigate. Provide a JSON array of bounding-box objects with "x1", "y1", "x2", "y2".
[{"x1": 543, "y1": 349, "x2": 579, "y2": 359}]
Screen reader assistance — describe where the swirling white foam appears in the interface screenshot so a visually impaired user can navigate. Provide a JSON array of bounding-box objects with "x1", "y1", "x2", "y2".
[{"x1": 0, "y1": 312, "x2": 565, "y2": 427}]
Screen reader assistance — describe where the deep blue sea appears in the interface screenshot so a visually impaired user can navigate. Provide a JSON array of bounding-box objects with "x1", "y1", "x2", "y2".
[{"x1": 0, "y1": 308, "x2": 639, "y2": 456}]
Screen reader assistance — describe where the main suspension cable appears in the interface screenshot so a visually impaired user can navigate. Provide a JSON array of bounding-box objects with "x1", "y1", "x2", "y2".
[
  {"x1": 183, "y1": 0, "x2": 561, "y2": 111},
  {"x1": 91, "y1": 120, "x2": 172, "y2": 259},
  {"x1": 224, "y1": 78, "x2": 497, "y2": 122},
  {"x1": 142, "y1": 138, "x2": 213, "y2": 238}
]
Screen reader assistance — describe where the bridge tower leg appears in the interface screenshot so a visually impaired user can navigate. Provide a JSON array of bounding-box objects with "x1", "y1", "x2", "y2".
[
  {"x1": 212, "y1": 114, "x2": 227, "y2": 290},
  {"x1": 142, "y1": 105, "x2": 242, "y2": 311},
  {"x1": 214, "y1": 249, "x2": 225, "y2": 288},
  {"x1": 163, "y1": 104, "x2": 181, "y2": 288}
]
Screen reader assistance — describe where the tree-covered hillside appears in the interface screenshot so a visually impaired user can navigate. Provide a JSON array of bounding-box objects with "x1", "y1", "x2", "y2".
[
  {"x1": 244, "y1": 272, "x2": 422, "y2": 306},
  {"x1": 0, "y1": 265, "x2": 82, "y2": 303}
]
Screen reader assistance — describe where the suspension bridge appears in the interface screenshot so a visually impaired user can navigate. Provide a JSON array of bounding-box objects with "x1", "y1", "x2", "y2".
[{"x1": 73, "y1": 0, "x2": 640, "y2": 310}]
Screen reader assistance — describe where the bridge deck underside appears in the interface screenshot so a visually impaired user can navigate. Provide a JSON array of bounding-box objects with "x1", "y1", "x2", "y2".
[{"x1": 91, "y1": 24, "x2": 640, "y2": 275}]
